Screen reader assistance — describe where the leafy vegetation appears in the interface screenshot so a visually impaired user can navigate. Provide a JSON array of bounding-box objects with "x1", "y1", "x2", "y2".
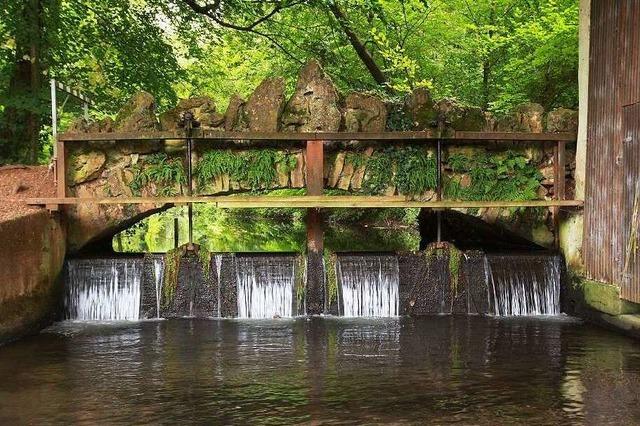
[
  {"x1": 130, "y1": 153, "x2": 186, "y2": 196},
  {"x1": 324, "y1": 251, "x2": 339, "y2": 305},
  {"x1": 1, "y1": 0, "x2": 578, "y2": 165},
  {"x1": 444, "y1": 151, "x2": 542, "y2": 201},
  {"x1": 195, "y1": 149, "x2": 298, "y2": 191},
  {"x1": 162, "y1": 245, "x2": 187, "y2": 308}
]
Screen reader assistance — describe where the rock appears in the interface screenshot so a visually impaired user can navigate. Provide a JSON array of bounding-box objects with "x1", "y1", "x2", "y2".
[
  {"x1": 69, "y1": 151, "x2": 106, "y2": 184},
  {"x1": 496, "y1": 103, "x2": 545, "y2": 133},
  {"x1": 436, "y1": 99, "x2": 487, "y2": 135},
  {"x1": 406, "y1": 87, "x2": 437, "y2": 130},
  {"x1": 546, "y1": 108, "x2": 578, "y2": 133},
  {"x1": 276, "y1": 164, "x2": 290, "y2": 187},
  {"x1": 459, "y1": 174, "x2": 472, "y2": 188},
  {"x1": 350, "y1": 147, "x2": 373, "y2": 190},
  {"x1": 224, "y1": 94, "x2": 247, "y2": 131},
  {"x1": 245, "y1": 78, "x2": 285, "y2": 132},
  {"x1": 343, "y1": 93, "x2": 387, "y2": 132},
  {"x1": 337, "y1": 162, "x2": 354, "y2": 190},
  {"x1": 290, "y1": 152, "x2": 305, "y2": 187},
  {"x1": 114, "y1": 91, "x2": 159, "y2": 132},
  {"x1": 160, "y1": 96, "x2": 224, "y2": 130},
  {"x1": 328, "y1": 152, "x2": 345, "y2": 187},
  {"x1": 282, "y1": 60, "x2": 341, "y2": 132}
]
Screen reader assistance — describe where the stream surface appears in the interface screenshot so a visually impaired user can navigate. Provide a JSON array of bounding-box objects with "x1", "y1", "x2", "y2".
[{"x1": 0, "y1": 316, "x2": 639, "y2": 425}]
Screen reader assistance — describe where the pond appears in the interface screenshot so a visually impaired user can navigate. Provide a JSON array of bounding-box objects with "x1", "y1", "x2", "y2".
[{"x1": 0, "y1": 316, "x2": 639, "y2": 424}]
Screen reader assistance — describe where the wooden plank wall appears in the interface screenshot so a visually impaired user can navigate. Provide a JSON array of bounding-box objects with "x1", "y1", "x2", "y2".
[{"x1": 585, "y1": 0, "x2": 640, "y2": 302}]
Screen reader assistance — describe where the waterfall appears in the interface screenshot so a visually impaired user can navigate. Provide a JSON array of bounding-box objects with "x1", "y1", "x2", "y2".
[
  {"x1": 215, "y1": 254, "x2": 223, "y2": 317},
  {"x1": 338, "y1": 255, "x2": 399, "y2": 317},
  {"x1": 65, "y1": 258, "x2": 143, "y2": 321},
  {"x1": 485, "y1": 254, "x2": 561, "y2": 316},
  {"x1": 152, "y1": 258, "x2": 164, "y2": 318},
  {"x1": 236, "y1": 255, "x2": 295, "y2": 319}
]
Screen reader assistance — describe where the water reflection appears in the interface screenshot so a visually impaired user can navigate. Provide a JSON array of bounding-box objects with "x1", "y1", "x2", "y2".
[{"x1": 0, "y1": 317, "x2": 638, "y2": 424}]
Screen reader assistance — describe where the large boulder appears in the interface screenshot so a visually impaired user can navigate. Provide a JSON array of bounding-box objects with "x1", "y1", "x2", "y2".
[
  {"x1": 406, "y1": 87, "x2": 437, "y2": 130},
  {"x1": 435, "y1": 99, "x2": 487, "y2": 136},
  {"x1": 546, "y1": 108, "x2": 578, "y2": 133},
  {"x1": 224, "y1": 94, "x2": 247, "y2": 131},
  {"x1": 114, "y1": 91, "x2": 159, "y2": 132},
  {"x1": 245, "y1": 77, "x2": 285, "y2": 132},
  {"x1": 282, "y1": 60, "x2": 341, "y2": 132},
  {"x1": 159, "y1": 96, "x2": 224, "y2": 131},
  {"x1": 496, "y1": 103, "x2": 545, "y2": 133},
  {"x1": 67, "y1": 151, "x2": 106, "y2": 185},
  {"x1": 343, "y1": 93, "x2": 387, "y2": 132}
]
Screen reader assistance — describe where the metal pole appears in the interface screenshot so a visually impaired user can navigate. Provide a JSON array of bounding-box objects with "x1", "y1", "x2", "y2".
[
  {"x1": 436, "y1": 138, "x2": 442, "y2": 243},
  {"x1": 50, "y1": 79, "x2": 57, "y2": 159},
  {"x1": 174, "y1": 217, "x2": 179, "y2": 249},
  {"x1": 185, "y1": 112, "x2": 194, "y2": 247}
]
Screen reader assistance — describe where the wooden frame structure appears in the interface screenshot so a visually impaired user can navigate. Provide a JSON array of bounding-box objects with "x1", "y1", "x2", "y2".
[{"x1": 44, "y1": 130, "x2": 580, "y2": 209}]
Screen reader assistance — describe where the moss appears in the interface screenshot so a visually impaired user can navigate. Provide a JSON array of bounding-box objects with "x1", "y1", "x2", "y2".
[
  {"x1": 198, "y1": 247, "x2": 212, "y2": 282},
  {"x1": 162, "y1": 245, "x2": 187, "y2": 307},
  {"x1": 424, "y1": 242, "x2": 462, "y2": 297},
  {"x1": 295, "y1": 254, "x2": 306, "y2": 306},
  {"x1": 324, "y1": 251, "x2": 338, "y2": 305}
]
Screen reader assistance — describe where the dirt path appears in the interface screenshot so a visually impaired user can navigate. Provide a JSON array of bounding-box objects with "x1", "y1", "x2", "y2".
[{"x1": 0, "y1": 165, "x2": 56, "y2": 221}]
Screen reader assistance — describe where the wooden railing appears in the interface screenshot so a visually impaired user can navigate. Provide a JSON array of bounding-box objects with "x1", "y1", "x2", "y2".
[{"x1": 45, "y1": 130, "x2": 579, "y2": 209}]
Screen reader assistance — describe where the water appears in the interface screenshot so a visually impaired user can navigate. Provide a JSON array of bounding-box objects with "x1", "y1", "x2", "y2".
[
  {"x1": 152, "y1": 258, "x2": 164, "y2": 319},
  {"x1": 65, "y1": 258, "x2": 143, "y2": 320},
  {"x1": 236, "y1": 255, "x2": 295, "y2": 319},
  {"x1": 0, "y1": 317, "x2": 638, "y2": 424},
  {"x1": 486, "y1": 254, "x2": 561, "y2": 316},
  {"x1": 338, "y1": 255, "x2": 399, "y2": 317}
]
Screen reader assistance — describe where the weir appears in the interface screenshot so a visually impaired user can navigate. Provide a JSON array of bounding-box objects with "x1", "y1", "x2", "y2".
[
  {"x1": 236, "y1": 255, "x2": 297, "y2": 319},
  {"x1": 61, "y1": 250, "x2": 563, "y2": 320},
  {"x1": 65, "y1": 258, "x2": 143, "y2": 320},
  {"x1": 337, "y1": 254, "x2": 400, "y2": 317},
  {"x1": 485, "y1": 254, "x2": 562, "y2": 316}
]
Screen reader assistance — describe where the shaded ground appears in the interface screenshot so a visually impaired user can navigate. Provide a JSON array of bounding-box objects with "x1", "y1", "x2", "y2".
[{"x1": 0, "y1": 165, "x2": 55, "y2": 221}]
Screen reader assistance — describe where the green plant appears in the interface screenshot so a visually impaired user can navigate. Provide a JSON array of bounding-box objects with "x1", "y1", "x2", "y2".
[
  {"x1": 198, "y1": 247, "x2": 213, "y2": 281},
  {"x1": 444, "y1": 151, "x2": 542, "y2": 202},
  {"x1": 393, "y1": 147, "x2": 437, "y2": 195},
  {"x1": 295, "y1": 254, "x2": 306, "y2": 307},
  {"x1": 163, "y1": 245, "x2": 187, "y2": 307},
  {"x1": 344, "y1": 151, "x2": 367, "y2": 170},
  {"x1": 195, "y1": 149, "x2": 298, "y2": 191},
  {"x1": 324, "y1": 251, "x2": 339, "y2": 305},
  {"x1": 130, "y1": 153, "x2": 186, "y2": 196},
  {"x1": 362, "y1": 149, "x2": 394, "y2": 194}
]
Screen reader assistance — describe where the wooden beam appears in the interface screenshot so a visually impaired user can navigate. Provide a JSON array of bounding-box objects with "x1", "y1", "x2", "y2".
[
  {"x1": 18, "y1": 196, "x2": 584, "y2": 208},
  {"x1": 58, "y1": 130, "x2": 578, "y2": 143},
  {"x1": 56, "y1": 140, "x2": 66, "y2": 198},
  {"x1": 306, "y1": 140, "x2": 324, "y2": 196}
]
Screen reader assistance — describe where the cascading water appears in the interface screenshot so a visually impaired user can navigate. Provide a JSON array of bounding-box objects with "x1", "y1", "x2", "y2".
[
  {"x1": 65, "y1": 258, "x2": 143, "y2": 320},
  {"x1": 215, "y1": 254, "x2": 223, "y2": 317},
  {"x1": 152, "y1": 258, "x2": 164, "y2": 318},
  {"x1": 485, "y1": 254, "x2": 561, "y2": 316},
  {"x1": 337, "y1": 255, "x2": 399, "y2": 317},
  {"x1": 236, "y1": 255, "x2": 295, "y2": 319}
]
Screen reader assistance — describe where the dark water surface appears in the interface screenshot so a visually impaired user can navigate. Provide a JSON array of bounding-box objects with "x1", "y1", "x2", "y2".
[{"x1": 0, "y1": 316, "x2": 639, "y2": 425}]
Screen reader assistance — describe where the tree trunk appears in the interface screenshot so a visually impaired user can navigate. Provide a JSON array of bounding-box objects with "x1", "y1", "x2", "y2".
[
  {"x1": 0, "y1": 0, "x2": 44, "y2": 165},
  {"x1": 327, "y1": 2, "x2": 389, "y2": 89}
]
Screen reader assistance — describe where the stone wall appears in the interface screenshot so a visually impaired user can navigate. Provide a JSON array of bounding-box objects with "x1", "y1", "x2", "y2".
[
  {"x1": 64, "y1": 59, "x2": 578, "y2": 251},
  {"x1": 0, "y1": 211, "x2": 66, "y2": 344}
]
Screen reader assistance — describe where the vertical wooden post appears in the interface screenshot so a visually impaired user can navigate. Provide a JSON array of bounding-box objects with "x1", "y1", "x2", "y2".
[
  {"x1": 553, "y1": 140, "x2": 566, "y2": 248},
  {"x1": 305, "y1": 140, "x2": 325, "y2": 314},
  {"x1": 56, "y1": 140, "x2": 66, "y2": 198}
]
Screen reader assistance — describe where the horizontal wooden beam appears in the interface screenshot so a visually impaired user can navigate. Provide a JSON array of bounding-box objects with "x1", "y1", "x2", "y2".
[
  {"x1": 58, "y1": 130, "x2": 577, "y2": 143},
  {"x1": 17, "y1": 195, "x2": 584, "y2": 209}
]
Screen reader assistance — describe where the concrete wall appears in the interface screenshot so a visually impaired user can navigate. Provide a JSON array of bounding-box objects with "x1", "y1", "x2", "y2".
[{"x1": 0, "y1": 211, "x2": 66, "y2": 344}]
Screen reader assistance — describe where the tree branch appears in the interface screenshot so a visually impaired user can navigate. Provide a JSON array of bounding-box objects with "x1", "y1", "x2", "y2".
[{"x1": 326, "y1": 2, "x2": 388, "y2": 88}]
